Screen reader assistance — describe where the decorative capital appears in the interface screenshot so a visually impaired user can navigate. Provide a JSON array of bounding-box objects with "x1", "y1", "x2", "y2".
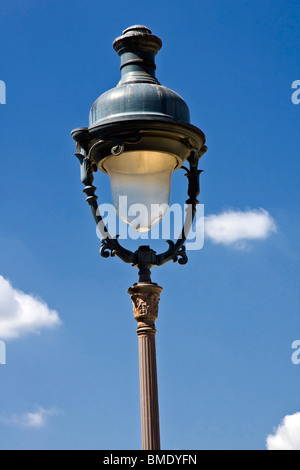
[{"x1": 128, "y1": 283, "x2": 163, "y2": 335}]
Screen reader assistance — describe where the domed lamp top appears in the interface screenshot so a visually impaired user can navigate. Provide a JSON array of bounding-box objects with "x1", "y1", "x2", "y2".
[{"x1": 89, "y1": 25, "x2": 191, "y2": 127}]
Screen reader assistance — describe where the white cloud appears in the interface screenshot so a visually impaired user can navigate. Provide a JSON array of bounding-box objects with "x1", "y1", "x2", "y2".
[
  {"x1": 0, "y1": 407, "x2": 61, "y2": 428},
  {"x1": 266, "y1": 412, "x2": 300, "y2": 450},
  {"x1": 0, "y1": 275, "x2": 61, "y2": 340},
  {"x1": 204, "y1": 208, "x2": 277, "y2": 247}
]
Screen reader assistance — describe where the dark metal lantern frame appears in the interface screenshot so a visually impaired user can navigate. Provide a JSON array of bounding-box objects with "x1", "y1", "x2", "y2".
[{"x1": 71, "y1": 26, "x2": 207, "y2": 283}]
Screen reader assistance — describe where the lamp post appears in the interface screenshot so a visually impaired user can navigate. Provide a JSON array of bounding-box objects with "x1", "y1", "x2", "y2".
[{"x1": 72, "y1": 25, "x2": 207, "y2": 451}]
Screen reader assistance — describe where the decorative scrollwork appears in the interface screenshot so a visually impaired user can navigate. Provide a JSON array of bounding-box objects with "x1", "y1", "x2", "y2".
[
  {"x1": 175, "y1": 245, "x2": 188, "y2": 265},
  {"x1": 100, "y1": 238, "x2": 112, "y2": 259},
  {"x1": 155, "y1": 146, "x2": 206, "y2": 267},
  {"x1": 100, "y1": 235, "x2": 135, "y2": 264}
]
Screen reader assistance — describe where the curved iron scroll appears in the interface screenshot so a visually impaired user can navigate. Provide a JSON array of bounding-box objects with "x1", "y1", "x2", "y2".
[{"x1": 75, "y1": 143, "x2": 207, "y2": 282}]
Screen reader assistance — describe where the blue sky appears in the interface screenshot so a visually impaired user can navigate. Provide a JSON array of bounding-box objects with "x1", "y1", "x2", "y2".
[{"x1": 0, "y1": 0, "x2": 299, "y2": 450}]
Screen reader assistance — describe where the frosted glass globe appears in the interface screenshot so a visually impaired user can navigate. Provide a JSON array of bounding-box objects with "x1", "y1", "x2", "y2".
[{"x1": 103, "y1": 151, "x2": 177, "y2": 231}]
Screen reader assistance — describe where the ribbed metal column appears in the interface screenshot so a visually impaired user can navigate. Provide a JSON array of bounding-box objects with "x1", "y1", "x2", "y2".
[{"x1": 128, "y1": 282, "x2": 163, "y2": 450}]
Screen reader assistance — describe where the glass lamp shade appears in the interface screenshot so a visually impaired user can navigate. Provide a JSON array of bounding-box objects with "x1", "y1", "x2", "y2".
[{"x1": 103, "y1": 151, "x2": 177, "y2": 231}]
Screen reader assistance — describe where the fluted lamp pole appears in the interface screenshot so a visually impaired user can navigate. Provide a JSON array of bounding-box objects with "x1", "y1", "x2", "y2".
[
  {"x1": 128, "y1": 282, "x2": 162, "y2": 449},
  {"x1": 71, "y1": 25, "x2": 207, "y2": 450}
]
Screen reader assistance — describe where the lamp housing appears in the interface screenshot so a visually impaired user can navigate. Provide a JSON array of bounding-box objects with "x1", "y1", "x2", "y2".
[{"x1": 72, "y1": 25, "x2": 206, "y2": 231}]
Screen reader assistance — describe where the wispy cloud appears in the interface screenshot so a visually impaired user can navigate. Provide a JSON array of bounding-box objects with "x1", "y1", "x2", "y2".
[
  {"x1": 204, "y1": 208, "x2": 277, "y2": 248},
  {"x1": 0, "y1": 275, "x2": 61, "y2": 340},
  {"x1": 0, "y1": 407, "x2": 61, "y2": 428},
  {"x1": 266, "y1": 412, "x2": 300, "y2": 450}
]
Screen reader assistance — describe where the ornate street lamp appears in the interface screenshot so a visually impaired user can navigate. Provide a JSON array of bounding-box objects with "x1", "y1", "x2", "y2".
[{"x1": 72, "y1": 25, "x2": 207, "y2": 450}]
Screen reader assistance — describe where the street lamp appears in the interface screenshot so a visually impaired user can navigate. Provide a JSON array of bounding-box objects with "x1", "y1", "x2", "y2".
[{"x1": 72, "y1": 25, "x2": 207, "y2": 450}]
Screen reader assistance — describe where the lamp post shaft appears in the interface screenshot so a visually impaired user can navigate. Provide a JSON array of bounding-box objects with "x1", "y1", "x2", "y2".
[{"x1": 128, "y1": 282, "x2": 163, "y2": 450}]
